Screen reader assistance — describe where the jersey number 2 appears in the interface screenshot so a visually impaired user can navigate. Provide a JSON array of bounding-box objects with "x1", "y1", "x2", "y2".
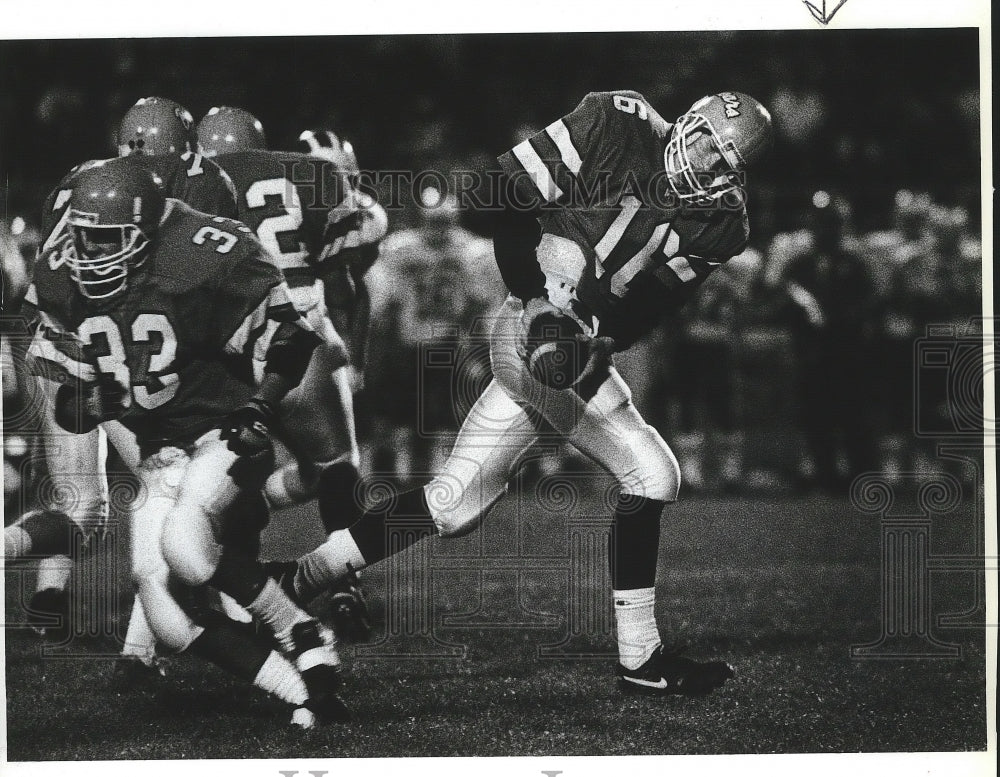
[
  {"x1": 245, "y1": 178, "x2": 309, "y2": 271},
  {"x1": 78, "y1": 314, "x2": 179, "y2": 410}
]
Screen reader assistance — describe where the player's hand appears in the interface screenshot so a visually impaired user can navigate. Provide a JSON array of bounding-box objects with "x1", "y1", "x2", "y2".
[
  {"x1": 53, "y1": 373, "x2": 129, "y2": 434},
  {"x1": 517, "y1": 295, "x2": 563, "y2": 360},
  {"x1": 572, "y1": 334, "x2": 617, "y2": 388},
  {"x1": 219, "y1": 398, "x2": 277, "y2": 458}
]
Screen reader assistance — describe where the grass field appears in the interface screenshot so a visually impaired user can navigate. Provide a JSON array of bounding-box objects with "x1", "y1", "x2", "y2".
[{"x1": 3, "y1": 482, "x2": 988, "y2": 759}]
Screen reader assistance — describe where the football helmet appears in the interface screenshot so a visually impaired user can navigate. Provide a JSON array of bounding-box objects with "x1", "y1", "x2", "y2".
[
  {"x1": 118, "y1": 96, "x2": 196, "y2": 157},
  {"x1": 64, "y1": 159, "x2": 166, "y2": 299},
  {"x1": 665, "y1": 92, "x2": 772, "y2": 205},
  {"x1": 197, "y1": 106, "x2": 267, "y2": 156},
  {"x1": 297, "y1": 128, "x2": 359, "y2": 176}
]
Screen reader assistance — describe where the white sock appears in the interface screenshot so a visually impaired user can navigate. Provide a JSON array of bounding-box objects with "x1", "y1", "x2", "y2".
[
  {"x1": 295, "y1": 530, "x2": 366, "y2": 601},
  {"x1": 122, "y1": 598, "x2": 158, "y2": 660},
  {"x1": 613, "y1": 587, "x2": 661, "y2": 670},
  {"x1": 246, "y1": 579, "x2": 310, "y2": 636},
  {"x1": 217, "y1": 592, "x2": 253, "y2": 624},
  {"x1": 37, "y1": 555, "x2": 73, "y2": 592},
  {"x1": 254, "y1": 650, "x2": 308, "y2": 705}
]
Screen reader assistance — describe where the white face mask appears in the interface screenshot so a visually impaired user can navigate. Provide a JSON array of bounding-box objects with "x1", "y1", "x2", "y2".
[
  {"x1": 664, "y1": 113, "x2": 742, "y2": 206},
  {"x1": 66, "y1": 217, "x2": 148, "y2": 299}
]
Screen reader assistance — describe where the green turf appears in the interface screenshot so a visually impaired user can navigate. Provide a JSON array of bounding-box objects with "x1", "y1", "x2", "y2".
[{"x1": 4, "y1": 491, "x2": 987, "y2": 758}]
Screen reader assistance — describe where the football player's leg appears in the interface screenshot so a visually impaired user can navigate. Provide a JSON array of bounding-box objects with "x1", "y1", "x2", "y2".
[
  {"x1": 131, "y1": 447, "x2": 335, "y2": 718},
  {"x1": 91, "y1": 419, "x2": 161, "y2": 664},
  {"x1": 564, "y1": 370, "x2": 678, "y2": 666},
  {"x1": 159, "y1": 430, "x2": 343, "y2": 696},
  {"x1": 268, "y1": 336, "x2": 362, "y2": 532},
  {"x1": 130, "y1": 447, "x2": 205, "y2": 653},
  {"x1": 6, "y1": 379, "x2": 111, "y2": 635},
  {"x1": 294, "y1": 378, "x2": 536, "y2": 600},
  {"x1": 567, "y1": 372, "x2": 733, "y2": 693}
]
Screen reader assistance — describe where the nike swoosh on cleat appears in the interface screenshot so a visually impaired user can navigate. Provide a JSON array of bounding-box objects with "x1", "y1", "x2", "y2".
[{"x1": 622, "y1": 675, "x2": 671, "y2": 689}]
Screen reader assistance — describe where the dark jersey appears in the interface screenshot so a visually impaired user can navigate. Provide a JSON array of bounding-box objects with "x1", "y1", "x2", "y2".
[
  {"x1": 37, "y1": 152, "x2": 239, "y2": 266},
  {"x1": 212, "y1": 150, "x2": 360, "y2": 285},
  {"x1": 27, "y1": 200, "x2": 303, "y2": 451},
  {"x1": 498, "y1": 90, "x2": 749, "y2": 347}
]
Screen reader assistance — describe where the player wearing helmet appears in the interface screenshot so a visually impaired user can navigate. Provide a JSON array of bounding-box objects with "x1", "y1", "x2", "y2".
[
  {"x1": 195, "y1": 110, "x2": 386, "y2": 641},
  {"x1": 196, "y1": 106, "x2": 267, "y2": 157},
  {"x1": 287, "y1": 91, "x2": 772, "y2": 696},
  {"x1": 3, "y1": 96, "x2": 240, "y2": 669},
  {"x1": 23, "y1": 158, "x2": 348, "y2": 726}
]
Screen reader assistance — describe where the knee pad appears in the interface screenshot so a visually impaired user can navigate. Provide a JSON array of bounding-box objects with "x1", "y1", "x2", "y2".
[
  {"x1": 620, "y1": 426, "x2": 681, "y2": 503},
  {"x1": 9, "y1": 509, "x2": 83, "y2": 558},
  {"x1": 424, "y1": 471, "x2": 506, "y2": 539}
]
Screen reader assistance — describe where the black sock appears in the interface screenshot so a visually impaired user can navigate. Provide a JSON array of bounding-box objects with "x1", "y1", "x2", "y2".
[
  {"x1": 317, "y1": 461, "x2": 362, "y2": 533},
  {"x1": 208, "y1": 549, "x2": 268, "y2": 607},
  {"x1": 188, "y1": 612, "x2": 270, "y2": 681},
  {"x1": 348, "y1": 487, "x2": 435, "y2": 565},
  {"x1": 608, "y1": 494, "x2": 665, "y2": 590},
  {"x1": 17, "y1": 510, "x2": 80, "y2": 558}
]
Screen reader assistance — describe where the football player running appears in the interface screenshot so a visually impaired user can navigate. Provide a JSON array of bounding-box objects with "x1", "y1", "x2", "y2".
[
  {"x1": 196, "y1": 108, "x2": 386, "y2": 640},
  {"x1": 284, "y1": 90, "x2": 773, "y2": 695},
  {"x1": 4, "y1": 97, "x2": 239, "y2": 668},
  {"x1": 24, "y1": 158, "x2": 347, "y2": 725}
]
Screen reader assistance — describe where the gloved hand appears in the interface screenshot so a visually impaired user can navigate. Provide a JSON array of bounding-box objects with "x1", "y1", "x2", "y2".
[
  {"x1": 53, "y1": 373, "x2": 129, "y2": 434},
  {"x1": 571, "y1": 334, "x2": 617, "y2": 397},
  {"x1": 219, "y1": 398, "x2": 277, "y2": 458},
  {"x1": 517, "y1": 295, "x2": 564, "y2": 361}
]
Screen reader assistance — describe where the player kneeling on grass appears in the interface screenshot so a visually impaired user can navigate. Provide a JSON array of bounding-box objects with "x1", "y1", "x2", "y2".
[
  {"x1": 282, "y1": 90, "x2": 772, "y2": 695},
  {"x1": 25, "y1": 158, "x2": 350, "y2": 725}
]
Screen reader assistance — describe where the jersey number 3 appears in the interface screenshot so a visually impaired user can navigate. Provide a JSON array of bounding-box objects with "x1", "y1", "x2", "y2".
[{"x1": 78, "y1": 314, "x2": 179, "y2": 410}]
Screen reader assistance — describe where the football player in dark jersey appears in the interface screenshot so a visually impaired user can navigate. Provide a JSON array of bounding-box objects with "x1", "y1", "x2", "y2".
[
  {"x1": 285, "y1": 90, "x2": 772, "y2": 696},
  {"x1": 3, "y1": 97, "x2": 241, "y2": 668},
  {"x1": 24, "y1": 158, "x2": 346, "y2": 726},
  {"x1": 197, "y1": 108, "x2": 386, "y2": 640}
]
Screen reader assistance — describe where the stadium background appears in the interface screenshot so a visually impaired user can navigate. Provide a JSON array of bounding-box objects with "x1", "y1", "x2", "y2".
[{"x1": 0, "y1": 28, "x2": 988, "y2": 758}]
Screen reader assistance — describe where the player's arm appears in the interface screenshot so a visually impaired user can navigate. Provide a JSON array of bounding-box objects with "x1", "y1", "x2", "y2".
[
  {"x1": 600, "y1": 261, "x2": 717, "y2": 351},
  {"x1": 217, "y1": 249, "x2": 322, "y2": 451},
  {"x1": 23, "y1": 289, "x2": 128, "y2": 433},
  {"x1": 311, "y1": 168, "x2": 377, "y2": 342},
  {"x1": 602, "y1": 220, "x2": 747, "y2": 352},
  {"x1": 494, "y1": 91, "x2": 617, "y2": 302},
  {"x1": 220, "y1": 254, "x2": 321, "y2": 397}
]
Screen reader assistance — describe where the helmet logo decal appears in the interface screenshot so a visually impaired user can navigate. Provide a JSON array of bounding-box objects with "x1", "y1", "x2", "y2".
[{"x1": 720, "y1": 92, "x2": 742, "y2": 118}]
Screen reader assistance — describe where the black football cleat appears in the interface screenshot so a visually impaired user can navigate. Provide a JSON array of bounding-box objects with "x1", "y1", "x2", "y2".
[
  {"x1": 279, "y1": 619, "x2": 349, "y2": 723},
  {"x1": 617, "y1": 645, "x2": 734, "y2": 696},
  {"x1": 328, "y1": 565, "x2": 373, "y2": 644},
  {"x1": 26, "y1": 587, "x2": 71, "y2": 642},
  {"x1": 111, "y1": 654, "x2": 169, "y2": 689}
]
